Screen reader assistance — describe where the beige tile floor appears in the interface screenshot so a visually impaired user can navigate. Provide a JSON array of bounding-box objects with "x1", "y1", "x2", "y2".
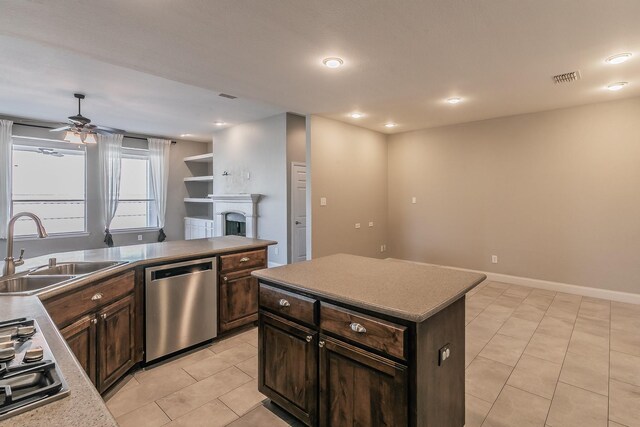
[{"x1": 105, "y1": 281, "x2": 640, "y2": 427}]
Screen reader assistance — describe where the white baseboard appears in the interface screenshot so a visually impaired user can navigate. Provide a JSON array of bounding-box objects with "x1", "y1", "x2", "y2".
[
  {"x1": 388, "y1": 258, "x2": 640, "y2": 305},
  {"x1": 268, "y1": 261, "x2": 284, "y2": 268}
]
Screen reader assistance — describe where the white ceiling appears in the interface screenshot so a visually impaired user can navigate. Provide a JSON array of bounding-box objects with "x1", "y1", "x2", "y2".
[{"x1": 1, "y1": 1, "x2": 640, "y2": 136}]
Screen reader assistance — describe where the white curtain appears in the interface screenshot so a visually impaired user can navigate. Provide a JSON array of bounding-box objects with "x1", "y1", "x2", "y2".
[
  {"x1": 148, "y1": 138, "x2": 172, "y2": 241},
  {"x1": 98, "y1": 134, "x2": 123, "y2": 247},
  {"x1": 0, "y1": 120, "x2": 13, "y2": 239}
]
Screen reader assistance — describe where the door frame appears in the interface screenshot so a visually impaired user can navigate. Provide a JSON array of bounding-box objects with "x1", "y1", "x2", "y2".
[{"x1": 290, "y1": 162, "x2": 307, "y2": 263}]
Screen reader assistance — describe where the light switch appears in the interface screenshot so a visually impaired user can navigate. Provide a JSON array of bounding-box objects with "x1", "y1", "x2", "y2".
[
  {"x1": 320, "y1": 197, "x2": 327, "y2": 206},
  {"x1": 369, "y1": 221, "x2": 374, "y2": 227},
  {"x1": 412, "y1": 197, "x2": 417, "y2": 204},
  {"x1": 355, "y1": 223, "x2": 361, "y2": 229}
]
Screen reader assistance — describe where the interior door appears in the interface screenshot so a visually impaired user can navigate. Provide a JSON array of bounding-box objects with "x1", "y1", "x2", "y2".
[{"x1": 291, "y1": 162, "x2": 307, "y2": 263}]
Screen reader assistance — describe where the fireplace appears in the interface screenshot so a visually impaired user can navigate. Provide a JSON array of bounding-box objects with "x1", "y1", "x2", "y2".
[
  {"x1": 209, "y1": 193, "x2": 262, "y2": 238},
  {"x1": 225, "y1": 212, "x2": 246, "y2": 237}
]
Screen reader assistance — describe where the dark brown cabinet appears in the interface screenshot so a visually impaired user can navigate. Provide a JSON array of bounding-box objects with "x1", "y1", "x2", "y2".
[
  {"x1": 60, "y1": 314, "x2": 97, "y2": 385},
  {"x1": 218, "y1": 249, "x2": 267, "y2": 333},
  {"x1": 259, "y1": 312, "x2": 318, "y2": 426},
  {"x1": 319, "y1": 336, "x2": 408, "y2": 427},
  {"x1": 42, "y1": 271, "x2": 139, "y2": 393},
  {"x1": 97, "y1": 294, "x2": 136, "y2": 391}
]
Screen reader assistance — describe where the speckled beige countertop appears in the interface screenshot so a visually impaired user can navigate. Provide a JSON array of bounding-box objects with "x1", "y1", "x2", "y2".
[
  {"x1": 0, "y1": 236, "x2": 275, "y2": 426},
  {"x1": 253, "y1": 254, "x2": 486, "y2": 322}
]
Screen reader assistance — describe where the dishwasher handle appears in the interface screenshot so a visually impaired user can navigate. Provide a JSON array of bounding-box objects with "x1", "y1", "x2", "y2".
[{"x1": 150, "y1": 261, "x2": 213, "y2": 281}]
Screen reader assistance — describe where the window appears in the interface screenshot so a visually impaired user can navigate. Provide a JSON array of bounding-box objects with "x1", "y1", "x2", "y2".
[
  {"x1": 12, "y1": 138, "x2": 87, "y2": 237},
  {"x1": 110, "y1": 149, "x2": 158, "y2": 230}
]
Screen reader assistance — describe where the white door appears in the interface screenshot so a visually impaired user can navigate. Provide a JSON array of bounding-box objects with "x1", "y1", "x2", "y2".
[{"x1": 291, "y1": 163, "x2": 307, "y2": 263}]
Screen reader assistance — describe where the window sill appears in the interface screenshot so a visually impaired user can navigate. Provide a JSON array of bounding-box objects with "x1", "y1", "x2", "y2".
[
  {"x1": 110, "y1": 227, "x2": 160, "y2": 235},
  {"x1": 10, "y1": 232, "x2": 91, "y2": 242}
]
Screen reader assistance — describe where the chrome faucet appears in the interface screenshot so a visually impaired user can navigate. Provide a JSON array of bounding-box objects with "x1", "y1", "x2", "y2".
[{"x1": 3, "y1": 212, "x2": 48, "y2": 277}]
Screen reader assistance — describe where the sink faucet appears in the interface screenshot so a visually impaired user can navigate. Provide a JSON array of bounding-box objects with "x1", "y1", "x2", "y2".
[{"x1": 3, "y1": 212, "x2": 48, "y2": 277}]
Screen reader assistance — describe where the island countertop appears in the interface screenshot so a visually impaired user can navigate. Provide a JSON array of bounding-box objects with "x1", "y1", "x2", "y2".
[{"x1": 253, "y1": 254, "x2": 486, "y2": 322}]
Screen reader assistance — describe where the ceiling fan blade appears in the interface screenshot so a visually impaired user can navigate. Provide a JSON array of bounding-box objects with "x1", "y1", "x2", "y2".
[
  {"x1": 50, "y1": 125, "x2": 71, "y2": 132},
  {"x1": 96, "y1": 125, "x2": 125, "y2": 134}
]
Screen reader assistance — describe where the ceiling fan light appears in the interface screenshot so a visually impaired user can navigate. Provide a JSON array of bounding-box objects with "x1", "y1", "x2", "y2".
[
  {"x1": 84, "y1": 133, "x2": 97, "y2": 144},
  {"x1": 63, "y1": 131, "x2": 84, "y2": 144}
]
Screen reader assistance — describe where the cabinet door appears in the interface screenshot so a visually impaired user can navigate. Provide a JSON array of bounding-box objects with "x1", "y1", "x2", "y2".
[
  {"x1": 319, "y1": 336, "x2": 408, "y2": 427},
  {"x1": 259, "y1": 312, "x2": 318, "y2": 426},
  {"x1": 219, "y1": 269, "x2": 259, "y2": 332},
  {"x1": 97, "y1": 294, "x2": 136, "y2": 392},
  {"x1": 60, "y1": 314, "x2": 97, "y2": 385}
]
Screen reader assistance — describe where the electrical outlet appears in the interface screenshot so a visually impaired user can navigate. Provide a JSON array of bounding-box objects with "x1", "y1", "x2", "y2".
[
  {"x1": 380, "y1": 244, "x2": 387, "y2": 252},
  {"x1": 137, "y1": 235, "x2": 142, "y2": 241},
  {"x1": 320, "y1": 197, "x2": 327, "y2": 206},
  {"x1": 491, "y1": 255, "x2": 498, "y2": 264},
  {"x1": 355, "y1": 223, "x2": 361, "y2": 229},
  {"x1": 412, "y1": 197, "x2": 417, "y2": 204},
  {"x1": 246, "y1": 172, "x2": 251, "y2": 180},
  {"x1": 369, "y1": 221, "x2": 374, "y2": 227},
  {"x1": 274, "y1": 246, "x2": 279, "y2": 256},
  {"x1": 438, "y1": 343, "x2": 451, "y2": 366}
]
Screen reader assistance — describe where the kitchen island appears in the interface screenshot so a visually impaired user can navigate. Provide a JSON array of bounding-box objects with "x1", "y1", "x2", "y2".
[
  {"x1": 0, "y1": 236, "x2": 275, "y2": 427},
  {"x1": 253, "y1": 254, "x2": 486, "y2": 427}
]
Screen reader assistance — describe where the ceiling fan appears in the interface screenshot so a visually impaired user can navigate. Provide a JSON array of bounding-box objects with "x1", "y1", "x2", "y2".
[{"x1": 51, "y1": 93, "x2": 124, "y2": 144}]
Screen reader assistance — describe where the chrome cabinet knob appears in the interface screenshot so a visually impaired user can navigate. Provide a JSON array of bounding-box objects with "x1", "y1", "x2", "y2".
[
  {"x1": 319, "y1": 340, "x2": 325, "y2": 348},
  {"x1": 91, "y1": 292, "x2": 103, "y2": 301},
  {"x1": 223, "y1": 276, "x2": 228, "y2": 283},
  {"x1": 279, "y1": 299, "x2": 290, "y2": 307},
  {"x1": 91, "y1": 318, "x2": 98, "y2": 325},
  {"x1": 306, "y1": 335, "x2": 313, "y2": 343},
  {"x1": 350, "y1": 322, "x2": 367, "y2": 334},
  {"x1": 101, "y1": 313, "x2": 107, "y2": 320}
]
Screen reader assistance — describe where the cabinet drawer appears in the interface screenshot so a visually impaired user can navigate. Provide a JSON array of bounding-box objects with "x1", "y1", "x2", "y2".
[
  {"x1": 320, "y1": 303, "x2": 407, "y2": 360},
  {"x1": 259, "y1": 283, "x2": 317, "y2": 326},
  {"x1": 220, "y1": 249, "x2": 267, "y2": 272},
  {"x1": 45, "y1": 271, "x2": 135, "y2": 328}
]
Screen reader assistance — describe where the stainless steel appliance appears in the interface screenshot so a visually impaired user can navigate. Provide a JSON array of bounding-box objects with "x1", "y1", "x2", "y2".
[
  {"x1": 145, "y1": 258, "x2": 217, "y2": 362},
  {"x1": 0, "y1": 317, "x2": 69, "y2": 420}
]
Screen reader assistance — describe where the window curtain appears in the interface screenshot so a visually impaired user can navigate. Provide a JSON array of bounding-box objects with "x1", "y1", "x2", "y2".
[
  {"x1": 148, "y1": 138, "x2": 171, "y2": 242},
  {"x1": 0, "y1": 120, "x2": 12, "y2": 239},
  {"x1": 98, "y1": 134, "x2": 123, "y2": 247}
]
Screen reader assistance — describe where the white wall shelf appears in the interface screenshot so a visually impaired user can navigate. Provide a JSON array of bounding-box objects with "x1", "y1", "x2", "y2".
[
  {"x1": 184, "y1": 175, "x2": 214, "y2": 182},
  {"x1": 183, "y1": 153, "x2": 213, "y2": 163},
  {"x1": 184, "y1": 198, "x2": 213, "y2": 203}
]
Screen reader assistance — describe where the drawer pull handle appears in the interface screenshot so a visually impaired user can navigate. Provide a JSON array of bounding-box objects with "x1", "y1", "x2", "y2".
[
  {"x1": 279, "y1": 299, "x2": 291, "y2": 308},
  {"x1": 319, "y1": 340, "x2": 325, "y2": 348},
  {"x1": 91, "y1": 293, "x2": 103, "y2": 301},
  {"x1": 239, "y1": 257, "x2": 250, "y2": 263},
  {"x1": 306, "y1": 335, "x2": 313, "y2": 343},
  {"x1": 350, "y1": 322, "x2": 367, "y2": 334}
]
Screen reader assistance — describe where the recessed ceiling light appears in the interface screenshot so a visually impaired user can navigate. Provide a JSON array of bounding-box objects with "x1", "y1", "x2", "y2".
[
  {"x1": 607, "y1": 82, "x2": 628, "y2": 91},
  {"x1": 384, "y1": 122, "x2": 397, "y2": 128},
  {"x1": 605, "y1": 53, "x2": 632, "y2": 65},
  {"x1": 180, "y1": 133, "x2": 193, "y2": 137},
  {"x1": 322, "y1": 57, "x2": 344, "y2": 68},
  {"x1": 350, "y1": 112, "x2": 364, "y2": 119},
  {"x1": 447, "y1": 97, "x2": 462, "y2": 104},
  {"x1": 214, "y1": 121, "x2": 227, "y2": 126}
]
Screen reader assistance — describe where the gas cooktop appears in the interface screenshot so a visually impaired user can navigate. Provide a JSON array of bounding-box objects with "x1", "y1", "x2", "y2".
[{"x1": 0, "y1": 317, "x2": 69, "y2": 421}]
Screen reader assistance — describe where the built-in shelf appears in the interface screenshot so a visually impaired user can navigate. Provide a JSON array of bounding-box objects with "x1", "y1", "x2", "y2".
[
  {"x1": 184, "y1": 175, "x2": 214, "y2": 182},
  {"x1": 183, "y1": 153, "x2": 213, "y2": 163},
  {"x1": 184, "y1": 198, "x2": 213, "y2": 203}
]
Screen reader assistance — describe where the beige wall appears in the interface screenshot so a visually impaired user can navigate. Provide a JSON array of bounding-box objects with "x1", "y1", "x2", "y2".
[
  {"x1": 212, "y1": 114, "x2": 288, "y2": 265},
  {"x1": 309, "y1": 116, "x2": 388, "y2": 258},
  {"x1": 388, "y1": 97, "x2": 640, "y2": 294}
]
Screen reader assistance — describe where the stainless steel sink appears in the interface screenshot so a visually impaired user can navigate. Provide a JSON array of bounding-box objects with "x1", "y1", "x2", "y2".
[
  {"x1": 0, "y1": 275, "x2": 76, "y2": 294},
  {"x1": 29, "y1": 261, "x2": 123, "y2": 276}
]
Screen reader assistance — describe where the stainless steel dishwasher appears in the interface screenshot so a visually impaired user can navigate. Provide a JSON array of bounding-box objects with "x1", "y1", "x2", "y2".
[{"x1": 145, "y1": 257, "x2": 217, "y2": 362}]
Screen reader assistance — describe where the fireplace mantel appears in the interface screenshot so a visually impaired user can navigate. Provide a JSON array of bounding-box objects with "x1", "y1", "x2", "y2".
[{"x1": 208, "y1": 193, "x2": 262, "y2": 238}]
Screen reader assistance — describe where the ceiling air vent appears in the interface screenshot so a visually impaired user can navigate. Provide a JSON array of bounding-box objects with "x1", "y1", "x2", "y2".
[
  {"x1": 553, "y1": 71, "x2": 581, "y2": 84},
  {"x1": 219, "y1": 93, "x2": 237, "y2": 99}
]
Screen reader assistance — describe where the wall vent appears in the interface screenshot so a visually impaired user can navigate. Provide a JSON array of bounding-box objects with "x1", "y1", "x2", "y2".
[
  {"x1": 218, "y1": 93, "x2": 237, "y2": 99},
  {"x1": 553, "y1": 71, "x2": 581, "y2": 84}
]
